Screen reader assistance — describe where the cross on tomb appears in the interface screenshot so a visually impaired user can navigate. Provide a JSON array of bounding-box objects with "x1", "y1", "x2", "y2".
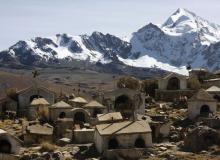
[{"x1": 32, "y1": 70, "x2": 40, "y2": 78}]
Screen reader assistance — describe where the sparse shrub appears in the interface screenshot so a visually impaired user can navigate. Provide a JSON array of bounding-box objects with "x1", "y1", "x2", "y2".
[
  {"x1": 6, "y1": 88, "x2": 17, "y2": 98},
  {"x1": 117, "y1": 76, "x2": 140, "y2": 90},
  {"x1": 40, "y1": 142, "x2": 56, "y2": 152},
  {"x1": 187, "y1": 77, "x2": 201, "y2": 90}
]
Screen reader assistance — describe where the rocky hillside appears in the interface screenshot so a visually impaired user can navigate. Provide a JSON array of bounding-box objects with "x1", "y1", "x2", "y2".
[{"x1": 0, "y1": 32, "x2": 131, "y2": 66}]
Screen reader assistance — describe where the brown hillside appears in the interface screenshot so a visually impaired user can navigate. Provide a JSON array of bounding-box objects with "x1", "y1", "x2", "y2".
[{"x1": 0, "y1": 71, "x2": 74, "y2": 99}]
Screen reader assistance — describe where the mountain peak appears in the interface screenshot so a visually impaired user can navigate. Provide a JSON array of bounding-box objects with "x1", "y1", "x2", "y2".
[
  {"x1": 161, "y1": 8, "x2": 220, "y2": 41},
  {"x1": 175, "y1": 8, "x2": 195, "y2": 16},
  {"x1": 91, "y1": 31, "x2": 104, "y2": 37},
  {"x1": 162, "y1": 8, "x2": 197, "y2": 29}
]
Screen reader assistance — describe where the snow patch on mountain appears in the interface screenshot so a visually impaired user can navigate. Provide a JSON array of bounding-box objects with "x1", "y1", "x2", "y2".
[
  {"x1": 118, "y1": 55, "x2": 188, "y2": 75},
  {"x1": 25, "y1": 34, "x2": 111, "y2": 63}
]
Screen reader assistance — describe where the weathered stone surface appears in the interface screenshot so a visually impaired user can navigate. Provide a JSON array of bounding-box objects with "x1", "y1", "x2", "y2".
[{"x1": 184, "y1": 126, "x2": 220, "y2": 152}]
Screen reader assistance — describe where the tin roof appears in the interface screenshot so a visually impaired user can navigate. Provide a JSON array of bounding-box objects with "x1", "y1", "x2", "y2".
[{"x1": 96, "y1": 120, "x2": 151, "y2": 136}]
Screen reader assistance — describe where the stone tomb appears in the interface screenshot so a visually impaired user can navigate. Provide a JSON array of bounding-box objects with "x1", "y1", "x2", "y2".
[
  {"x1": 94, "y1": 120, "x2": 152, "y2": 153},
  {"x1": 188, "y1": 89, "x2": 217, "y2": 120}
]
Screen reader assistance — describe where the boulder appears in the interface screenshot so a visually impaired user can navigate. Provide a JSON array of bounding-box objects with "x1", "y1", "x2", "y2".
[{"x1": 184, "y1": 126, "x2": 220, "y2": 152}]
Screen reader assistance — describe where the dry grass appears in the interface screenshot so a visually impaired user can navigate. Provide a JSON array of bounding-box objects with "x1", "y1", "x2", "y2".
[
  {"x1": 0, "y1": 119, "x2": 13, "y2": 128},
  {"x1": 38, "y1": 106, "x2": 49, "y2": 121},
  {"x1": 0, "y1": 119, "x2": 23, "y2": 137},
  {"x1": 40, "y1": 142, "x2": 57, "y2": 152}
]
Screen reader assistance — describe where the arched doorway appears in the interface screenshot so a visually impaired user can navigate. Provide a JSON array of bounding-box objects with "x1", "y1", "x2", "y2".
[
  {"x1": 134, "y1": 138, "x2": 146, "y2": 148},
  {"x1": 115, "y1": 95, "x2": 133, "y2": 118},
  {"x1": 108, "y1": 138, "x2": 119, "y2": 149},
  {"x1": 0, "y1": 140, "x2": 11, "y2": 153},
  {"x1": 200, "y1": 105, "x2": 210, "y2": 117},
  {"x1": 30, "y1": 95, "x2": 43, "y2": 102},
  {"x1": 74, "y1": 112, "x2": 85, "y2": 123},
  {"x1": 59, "y1": 112, "x2": 66, "y2": 119},
  {"x1": 167, "y1": 77, "x2": 180, "y2": 90}
]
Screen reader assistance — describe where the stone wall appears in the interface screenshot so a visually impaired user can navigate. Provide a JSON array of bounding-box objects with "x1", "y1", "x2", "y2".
[
  {"x1": 94, "y1": 131, "x2": 103, "y2": 153},
  {"x1": 95, "y1": 132, "x2": 152, "y2": 153},
  {"x1": 55, "y1": 119, "x2": 73, "y2": 139},
  {"x1": 156, "y1": 89, "x2": 195, "y2": 101},
  {"x1": 49, "y1": 108, "x2": 72, "y2": 122},
  {"x1": 27, "y1": 107, "x2": 38, "y2": 121},
  {"x1": 5, "y1": 100, "x2": 17, "y2": 112},
  {"x1": 73, "y1": 129, "x2": 94, "y2": 143}
]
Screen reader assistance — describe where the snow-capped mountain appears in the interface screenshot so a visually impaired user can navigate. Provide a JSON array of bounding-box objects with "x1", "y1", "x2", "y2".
[
  {"x1": 0, "y1": 32, "x2": 131, "y2": 66},
  {"x1": 124, "y1": 8, "x2": 220, "y2": 73},
  {"x1": 1, "y1": 8, "x2": 220, "y2": 75}
]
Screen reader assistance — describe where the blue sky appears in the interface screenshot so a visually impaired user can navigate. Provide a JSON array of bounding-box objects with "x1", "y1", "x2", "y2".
[{"x1": 0, "y1": 0, "x2": 219, "y2": 49}]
